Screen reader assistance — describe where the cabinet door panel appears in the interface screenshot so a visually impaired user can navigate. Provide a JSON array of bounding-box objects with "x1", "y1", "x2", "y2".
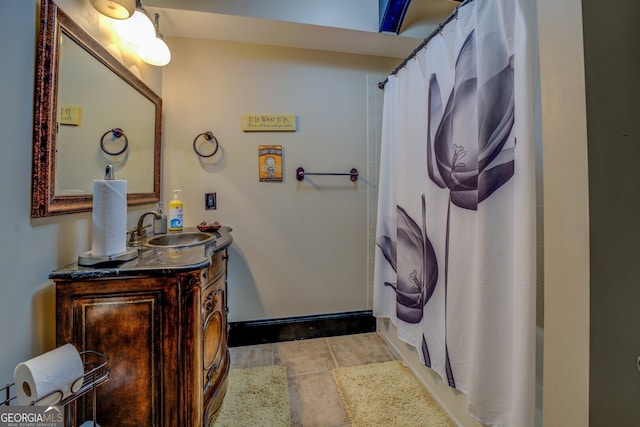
[
  {"x1": 202, "y1": 285, "x2": 225, "y2": 390},
  {"x1": 75, "y1": 293, "x2": 162, "y2": 426},
  {"x1": 203, "y1": 311, "x2": 222, "y2": 370},
  {"x1": 202, "y1": 272, "x2": 229, "y2": 425}
]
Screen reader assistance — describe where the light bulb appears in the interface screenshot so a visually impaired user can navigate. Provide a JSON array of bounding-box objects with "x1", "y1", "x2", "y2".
[
  {"x1": 114, "y1": 9, "x2": 155, "y2": 45},
  {"x1": 139, "y1": 36, "x2": 171, "y2": 66}
]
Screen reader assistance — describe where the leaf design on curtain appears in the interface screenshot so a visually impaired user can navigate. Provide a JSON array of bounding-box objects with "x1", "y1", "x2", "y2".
[
  {"x1": 376, "y1": 235, "x2": 397, "y2": 274},
  {"x1": 421, "y1": 335, "x2": 432, "y2": 368},
  {"x1": 376, "y1": 195, "x2": 438, "y2": 325},
  {"x1": 426, "y1": 30, "x2": 515, "y2": 210}
]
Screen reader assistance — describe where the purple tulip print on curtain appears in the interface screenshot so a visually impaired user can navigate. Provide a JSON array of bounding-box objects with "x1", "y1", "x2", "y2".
[
  {"x1": 374, "y1": 0, "x2": 537, "y2": 425},
  {"x1": 427, "y1": 30, "x2": 515, "y2": 211},
  {"x1": 376, "y1": 195, "x2": 438, "y2": 367},
  {"x1": 376, "y1": 25, "x2": 515, "y2": 388}
]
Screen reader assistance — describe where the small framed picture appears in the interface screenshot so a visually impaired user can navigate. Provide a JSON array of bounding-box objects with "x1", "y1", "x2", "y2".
[{"x1": 258, "y1": 145, "x2": 283, "y2": 182}]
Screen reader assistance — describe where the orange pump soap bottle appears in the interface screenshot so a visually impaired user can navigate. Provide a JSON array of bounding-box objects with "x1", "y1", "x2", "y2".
[{"x1": 168, "y1": 190, "x2": 183, "y2": 231}]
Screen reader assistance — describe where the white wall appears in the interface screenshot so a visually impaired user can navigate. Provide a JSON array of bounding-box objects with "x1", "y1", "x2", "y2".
[
  {"x1": 537, "y1": 0, "x2": 591, "y2": 425},
  {"x1": 161, "y1": 37, "x2": 396, "y2": 321}
]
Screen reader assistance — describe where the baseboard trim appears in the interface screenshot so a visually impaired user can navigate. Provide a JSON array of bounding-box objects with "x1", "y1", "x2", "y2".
[{"x1": 228, "y1": 310, "x2": 375, "y2": 347}]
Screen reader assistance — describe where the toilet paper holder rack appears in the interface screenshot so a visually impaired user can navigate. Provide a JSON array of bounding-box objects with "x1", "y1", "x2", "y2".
[{"x1": 1, "y1": 350, "x2": 110, "y2": 408}]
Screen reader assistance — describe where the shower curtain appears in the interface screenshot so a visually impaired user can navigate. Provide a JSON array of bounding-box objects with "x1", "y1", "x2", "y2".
[{"x1": 374, "y1": 0, "x2": 537, "y2": 426}]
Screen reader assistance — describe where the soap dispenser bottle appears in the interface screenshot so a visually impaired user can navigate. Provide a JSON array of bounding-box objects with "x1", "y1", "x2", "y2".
[
  {"x1": 169, "y1": 190, "x2": 183, "y2": 231},
  {"x1": 153, "y1": 202, "x2": 167, "y2": 234}
]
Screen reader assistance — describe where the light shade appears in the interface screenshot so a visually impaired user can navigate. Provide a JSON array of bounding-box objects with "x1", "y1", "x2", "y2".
[
  {"x1": 114, "y1": 9, "x2": 156, "y2": 45},
  {"x1": 91, "y1": 0, "x2": 135, "y2": 20},
  {"x1": 139, "y1": 13, "x2": 171, "y2": 66},
  {"x1": 139, "y1": 36, "x2": 171, "y2": 66}
]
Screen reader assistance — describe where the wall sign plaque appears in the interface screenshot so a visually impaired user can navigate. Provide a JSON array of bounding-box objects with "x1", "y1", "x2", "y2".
[{"x1": 242, "y1": 114, "x2": 296, "y2": 132}]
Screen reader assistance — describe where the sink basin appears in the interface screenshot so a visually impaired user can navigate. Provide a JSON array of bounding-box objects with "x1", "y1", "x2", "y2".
[{"x1": 145, "y1": 232, "x2": 214, "y2": 248}]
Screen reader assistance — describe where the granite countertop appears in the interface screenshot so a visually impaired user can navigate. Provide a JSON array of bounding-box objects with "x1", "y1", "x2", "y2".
[{"x1": 50, "y1": 226, "x2": 233, "y2": 280}]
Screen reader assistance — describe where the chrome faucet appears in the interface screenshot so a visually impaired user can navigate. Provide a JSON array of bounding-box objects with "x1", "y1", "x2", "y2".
[{"x1": 129, "y1": 211, "x2": 162, "y2": 246}]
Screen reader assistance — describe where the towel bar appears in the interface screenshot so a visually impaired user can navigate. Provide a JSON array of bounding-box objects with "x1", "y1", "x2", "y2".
[{"x1": 296, "y1": 167, "x2": 358, "y2": 182}]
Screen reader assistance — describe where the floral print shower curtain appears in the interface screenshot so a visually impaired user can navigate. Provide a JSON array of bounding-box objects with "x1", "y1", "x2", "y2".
[{"x1": 374, "y1": 0, "x2": 538, "y2": 425}]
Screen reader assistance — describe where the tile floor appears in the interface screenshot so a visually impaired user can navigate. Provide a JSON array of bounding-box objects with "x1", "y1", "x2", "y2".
[{"x1": 229, "y1": 332, "x2": 398, "y2": 427}]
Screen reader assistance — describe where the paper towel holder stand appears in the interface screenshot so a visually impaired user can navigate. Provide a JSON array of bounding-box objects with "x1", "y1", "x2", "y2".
[
  {"x1": 1, "y1": 350, "x2": 110, "y2": 420},
  {"x1": 78, "y1": 247, "x2": 138, "y2": 267},
  {"x1": 77, "y1": 165, "x2": 139, "y2": 267}
]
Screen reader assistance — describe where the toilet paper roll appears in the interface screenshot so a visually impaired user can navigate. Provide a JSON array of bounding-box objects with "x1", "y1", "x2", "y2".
[
  {"x1": 14, "y1": 344, "x2": 85, "y2": 406},
  {"x1": 92, "y1": 179, "x2": 127, "y2": 257}
]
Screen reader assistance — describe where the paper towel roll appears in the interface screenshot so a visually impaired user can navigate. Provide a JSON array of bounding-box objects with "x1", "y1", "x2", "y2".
[
  {"x1": 14, "y1": 344, "x2": 85, "y2": 406},
  {"x1": 92, "y1": 179, "x2": 127, "y2": 257}
]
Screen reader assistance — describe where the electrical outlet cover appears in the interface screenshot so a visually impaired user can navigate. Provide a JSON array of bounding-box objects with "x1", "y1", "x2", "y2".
[{"x1": 205, "y1": 193, "x2": 217, "y2": 210}]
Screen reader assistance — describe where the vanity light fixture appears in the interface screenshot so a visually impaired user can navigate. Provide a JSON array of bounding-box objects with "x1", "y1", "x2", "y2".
[
  {"x1": 113, "y1": 0, "x2": 156, "y2": 46},
  {"x1": 90, "y1": 0, "x2": 135, "y2": 20},
  {"x1": 139, "y1": 13, "x2": 171, "y2": 66}
]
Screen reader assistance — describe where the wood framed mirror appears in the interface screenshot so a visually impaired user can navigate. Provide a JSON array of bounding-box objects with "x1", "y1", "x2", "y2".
[{"x1": 32, "y1": 0, "x2": 162, "y2": 218}]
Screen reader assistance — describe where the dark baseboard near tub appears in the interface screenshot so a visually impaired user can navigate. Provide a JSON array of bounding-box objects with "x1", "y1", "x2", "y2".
[{"x1": 228, "y1": 310, "x2": 376, "y2": 347}]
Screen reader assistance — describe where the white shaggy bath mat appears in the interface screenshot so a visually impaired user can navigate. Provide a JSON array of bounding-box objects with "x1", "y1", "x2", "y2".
[
  {"x1": 332, "y1": 360, "x2": 453, "y2": 427},
  {"x1": 210, "y1": 365, "x2": 290, "y2": 427}
]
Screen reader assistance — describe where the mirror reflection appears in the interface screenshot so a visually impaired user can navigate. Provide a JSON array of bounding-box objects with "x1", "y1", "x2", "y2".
[
  {"x1": 56, "y1": 32, "x2": 156, "y2": 195},
  {"x1": 31, "y1": 0, "x2": 162, "y2": 218}
]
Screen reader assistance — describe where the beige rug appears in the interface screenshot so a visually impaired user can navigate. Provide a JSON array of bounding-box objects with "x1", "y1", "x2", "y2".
[
  {"x1": 210, "y1": 365, "x2": 291, "y2": 427},
  {"x1": 333, "y1": 360, "x2": 453, "y2": 427}
]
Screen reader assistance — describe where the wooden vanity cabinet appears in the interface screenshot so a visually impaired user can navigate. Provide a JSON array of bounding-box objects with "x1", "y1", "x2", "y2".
[
  {"x1": 186, "y1": 250, "x2": 231, "y2": 425},
  {"x1": 54, "y1": 248, "x2": 229, "y2": 427}
]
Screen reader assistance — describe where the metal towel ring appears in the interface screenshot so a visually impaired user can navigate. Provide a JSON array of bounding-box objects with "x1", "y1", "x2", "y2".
[
  {"x1": 100, "y1": 128, "x2": 128, "y2": 156},
  {"x1": 193, "y1": 131, "x2": 219, "y2": 158}
]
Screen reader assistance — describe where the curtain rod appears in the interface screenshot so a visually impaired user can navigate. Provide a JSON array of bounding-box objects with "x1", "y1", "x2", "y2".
[{"x1": 378, "y1": 0, "x2": 474, "y2": 89}]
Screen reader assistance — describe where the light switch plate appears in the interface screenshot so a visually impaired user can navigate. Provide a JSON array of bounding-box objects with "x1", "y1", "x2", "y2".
[{"x1": 205, "y1": 193, "x2": 217, "y2": 210}]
